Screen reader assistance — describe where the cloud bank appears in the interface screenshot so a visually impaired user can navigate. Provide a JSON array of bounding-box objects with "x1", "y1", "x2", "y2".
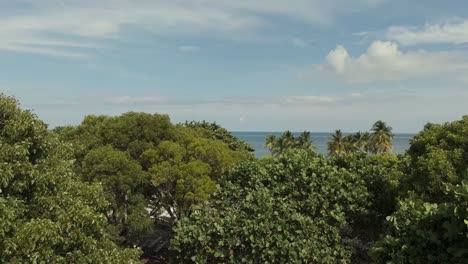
[
  {"x1": 387, "y1": 19, "x2": 468, "y2": 45},
  {"x1": 0, "y1": 0, "x2": 384, "y2": 57},
  {"x1": 107, "y1": 95, "x2": 339, "y2": 107},
  {"x1": 325, "y1": 41, "x2": 468, "y2": 83}
]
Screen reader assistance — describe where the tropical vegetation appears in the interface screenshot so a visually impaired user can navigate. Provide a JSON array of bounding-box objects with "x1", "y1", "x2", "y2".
[
  {"x1": 264, "y1": 130, "x2": 315, "y2": 156},
  {"x1": 0, "y1": 95, "x2": 141, "y2": 263},
  {"x1": 327, "y1": 121, "x2": 393, "y2": 156},
  {"x1": 171, "y1": 149, "x2": 369, "y2": 263},
  {"x1": 54, "y1": 111, "x2": 253, "y2": 246},
  {"x1": 1, "y1": 93, "x2": 466, "y2": 263}
]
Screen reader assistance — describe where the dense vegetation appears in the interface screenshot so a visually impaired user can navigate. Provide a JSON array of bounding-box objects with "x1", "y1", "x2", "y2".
[
  {"x1": 0, "y1": 95, "x2": 141, "y2": 263},
  {"x1": 1, "y1": 94, "x2": 466, "y2": 263},
  {"x1": 54, "y1": 113, "x2": 253, "y2": 246},
  {"x1": 371, "y1": 117, "x2": 468, "y2": 263},
  {"x1": 173, "y1": 118, "x2": 467, "y2": 263},
  {"x1": 171, "y1": 149, "x2": 369, "y2": 263}
]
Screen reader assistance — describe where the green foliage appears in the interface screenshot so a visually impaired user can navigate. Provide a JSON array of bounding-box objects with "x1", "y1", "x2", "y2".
[
  {"x1": 373, "y1": 116, "x2": 468, "y2": 263},
  {"x1": 0, "y1": 95, "x2": 140, "y2": 263},
  {"x1": 171, "y1": 149, "x2": 369, "y2": 263},
  {"x1": 56, "y1": 112, "x2": 253, "y2": 232},
  {"x1": 54, "y1": 112, "x2": 176, "y2": 165},
  {"x1": 333, "y1": 153, "x2": 403, "y2": 222},
  {"x1": 327, "y1": 129, "x2": 348, "y2": 156},
  {"x1": 182, "y1": 121, "x2": 255, "y2": 153},
  {"x1": 404, "y1": 116, "x2": 468, "y2": 201},
  {"x1": 145, "y1": 140, "x2": 216, "y2": 220},
  {"x1": 82, "y1": 145, "x2": 151, "y2": 245},
  {"x1": 178, "y1": 127, "x2": 253, "y2": 179},
  {"x1": 144, "y1": 127, "x2": 250, "y2": 221},
  {"x1": 369, "y1": 120, "x2": 394, "y2": 155},
  {"x1": 331, "y1": 153, "x2": 404, "y2": 262},
  {"x1": 327, "y1": 121, "x2": 393, "y2": 156},
  {"x1": 371, "y1": 181, "x2": 468, "y2": 263},
  {"x1": 264, "y1": 131, "x2": 315, "y2": 156},
  {"x1": 9, "y1": 90, "x2": 466, "y2": 263}
]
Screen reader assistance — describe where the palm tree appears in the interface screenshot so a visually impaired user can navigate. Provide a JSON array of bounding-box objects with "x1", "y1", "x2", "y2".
[
  {"x1": 352, "y1": 131, "x2": 370, "y2": 152},
  {"x1": 264, "y1": 134, "x2": 277, "y2": 155},
  {"x1": 282, "y1": 130, "x2": 295, "y2": 149},
  {"x1": 265, "y1": 133, "x2": 290, "y2": 156},
  {"x1": 297, "y1": 131, "x2": 315, "y2": 151},
  {"x1": 369, "y1": 120, "x2": 394, "y2": 154},
  {"x1": 327, "y1": 130, "x2": 347, "y2": 156},
  {"x1": 343, "y1": 134, "x2": 357, "y2": 153},
  {"x1": 265, "y1": 131, "x2": 316, "y2": 156},
  {"x1": 272, "y1": 136, "x2": 288, "y2": 156}
]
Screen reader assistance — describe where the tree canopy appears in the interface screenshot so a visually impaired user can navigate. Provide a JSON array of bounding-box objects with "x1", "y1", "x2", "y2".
[
  {"x1": 54, "y1": 112, "x2": 253, "y2": 249},
  {"x1": 171, "y1": 149, "x2": 369, "y2": 263},
  {"x1": 0, "y1": 95, "x2": 141, "y2": 263},
  {"x1": 2, "y1": 93, "x2": 466, "y2": 263},
  {"x1": 371, "y1": 116, "x2": 468, "y2": 263}
]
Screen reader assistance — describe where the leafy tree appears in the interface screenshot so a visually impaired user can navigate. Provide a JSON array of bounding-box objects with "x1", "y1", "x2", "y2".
[
  {"x1": 369, "y1": 120, "x2": 394, "y2": 154},
  {"x1": 57, "y1": 113, "x2": 252, "y2": 232},
  {"x1": 143, "y1": 126, "x2": 250, "y2": 222},
  {"x1": 182, "y1": 121, "x2": 254, "y2": 153},
  {"x1": 332, "y1": 153, "x2": 404, "y2": 262},
  {"x1": 142, "y1": 140, "x2": 217, "y2": 221},
  {"x1": 171, "y1": 149, "x2": 369, "y2": 263},
  {"x1": 179, "y1": 127, "x2": 252, "y2": 179},
  {"x1": 54, "y1": 113, "x2": 178, "y2": 246},
  {"x1": 372, "y1": 116, "x2": 468, "y2": 263},
  {"x1": 81, "y1": 145, "x2": 151, "y2": 245},
  {"x1": 371, "y1": 181, "x2": 467, "y2": 263},
  {"x1": 53, "y1": 115, "x2": 110, "y2": 167},
  {"x1": 54, "y1": 112, "x2": 176, "y2": 164},
  {"x1": 0, "y1": 95, "x2": 141, "y2": 263},
  {"x1": 404, "y1": 116, "x2": 468, "y2": 201}
]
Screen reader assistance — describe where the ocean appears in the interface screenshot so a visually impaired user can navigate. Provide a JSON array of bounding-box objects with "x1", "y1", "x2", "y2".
[{"x1": 232, "y1": 132, "x2": 416, "y2": 158}]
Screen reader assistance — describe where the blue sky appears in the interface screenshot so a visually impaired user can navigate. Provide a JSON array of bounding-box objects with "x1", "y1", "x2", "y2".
[{"x1": 1, "y1": 0, "x2": 467, "y2": 132}]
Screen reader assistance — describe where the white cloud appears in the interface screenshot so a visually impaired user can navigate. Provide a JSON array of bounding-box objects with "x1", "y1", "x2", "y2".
[
  {"x1": 107, "y1": 96, "x2": 168, "y2": 105},
  {"x1": 292, "y1": 37, "x2": 310, "y2": 47},
  {"x1": 0, "y1": 0, "x2": 384, "y2": 57},
  {"x1": 0, "y1": 44, "x2": 88, "y2": 58},
  {"x1": 326, "y1": 45, "x2": 349, "y2": 73},
  {"x1": 106, "y1": 95, "x2": 339, "y2": 107},
  {"x1": 387, "y1": 19, "x2": 468, "y2": 45},
  {"x1": 325, "y1": 41, "x2": 468, "y2": 83},
  {"x1": 280, "y1": 96, "x2": 336, "y2": 104},
  {"x1": 219, "y1": 95, "x2": 339, "y2": 106},
  {"x1": 179, "y1": 45, "x2": 200, "y2": 52}
]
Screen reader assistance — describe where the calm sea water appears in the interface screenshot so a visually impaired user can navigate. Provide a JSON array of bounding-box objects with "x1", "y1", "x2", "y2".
[{"x1": 232, "y1": 132, "x2": 416, "y2": 158}]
